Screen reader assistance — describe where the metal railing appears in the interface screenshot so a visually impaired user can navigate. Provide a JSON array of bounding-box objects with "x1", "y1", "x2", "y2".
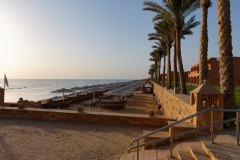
[{"x1": 128, "y1": 108, "x2": 240, "y2": 160}]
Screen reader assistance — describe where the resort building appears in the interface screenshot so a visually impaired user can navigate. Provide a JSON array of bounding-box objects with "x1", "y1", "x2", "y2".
[
  {"x1": 160, "y1": 71, "x2": 189, "y2": 83},
  {"x1": 188, "y1": 57, "x2": 240, "y2": 85}
]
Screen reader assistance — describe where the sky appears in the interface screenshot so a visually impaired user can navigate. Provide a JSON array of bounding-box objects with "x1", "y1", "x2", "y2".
[{"x1": 0, "y1": 0, "x2": 239, "y2": 80}]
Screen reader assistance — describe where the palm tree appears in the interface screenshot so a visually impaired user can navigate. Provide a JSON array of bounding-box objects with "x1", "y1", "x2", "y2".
[
  {"x1": 153, "y1": 14, "x2": 199, "y2": 90},
  {"x1": 174, "y1": 19, "x2": 200, "y2": 89},
  {"x1": 148, "y1": 32, "x2": 166, "y2": 86},
  {"x1": 149, "y1": 63, "x2": 158, "y2": 82},
  {"x1": 162, "y1": 51, "x2": 167, "y2": 86},
  {"x1": 152, "y1": 44, "x2": 164, "y2": 84},
  {"x1": 199, "y1": 0, "x2": 212, "y2": 84},
  {"x1": 155, "y1": 21, "x2": 174, "y2": 89},
  {"x1": 144, "y1": 0, "x2": 200, "y2": 94},
  {"x1": 217, "y1": 0, "x2": 235, "y2": 118},
  {"x1": 149, "y1": 50, "x2": 160, "y2": 82},
  {"x1": 148, "y1": 66, "x2": 155, "y2": 80},
  {"x1": 173, "y1": 43, "x2": 178, "y2": 89}
]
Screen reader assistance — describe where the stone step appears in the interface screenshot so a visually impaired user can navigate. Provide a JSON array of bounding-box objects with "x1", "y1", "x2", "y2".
[
  {"x1": 167, "y1": 121, "x2": 195, "y2": 131},
  {"x1": 168, "y1": 121, "x2": 196, "y2": 139},
  {"x1": 167, "y1": 156, "x2": 179, "y2": 160},
  {"x1": 201, "y1": 141, "x2": 240, "y2": 160},
  {"x1": 119, "y1": 150, "x2": 159, "y2": 160},
  {"x1": 178, "y1": 151, "x2": 194, "y2": 160},
  {"x1": 189, "y1": 146, "x2": 211, "y2": 160},
  {"x1": 143, "y1": 130, "x2": 170, "y2": 149}
]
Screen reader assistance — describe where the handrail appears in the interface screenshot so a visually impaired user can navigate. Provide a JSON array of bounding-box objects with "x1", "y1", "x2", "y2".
[
  {"x1": 128, "y1": 107, "x2": 240, "y2": 159},
  {"x1": 128, "y1": 118, "x2": 235, "y2": 152},
  {"x1": 130, "y1": 108, "x2": 239, "y2": 145}
]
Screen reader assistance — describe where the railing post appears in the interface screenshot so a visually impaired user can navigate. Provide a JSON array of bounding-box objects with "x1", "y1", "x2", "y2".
[
  {"x1": 236, "y1": 112, "x2": 239, "y2": 146},
  {"x1": 169, "y1": 127, "x2": 173, "y2": 158},
  {"x1": 211, "y1": 110, "x2": 214, "y2": 144},
  {"x1": 137, "y1": 140, "x2": 139, "y2": 160}
]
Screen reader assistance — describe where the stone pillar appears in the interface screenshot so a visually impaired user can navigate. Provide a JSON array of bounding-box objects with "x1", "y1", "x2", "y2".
[
  {"x1": 190, "y1": 82, "x2": 224, "y2": 128},
  {"x1": 0, "y1": 88, "x2": 5, "y2": 106}
]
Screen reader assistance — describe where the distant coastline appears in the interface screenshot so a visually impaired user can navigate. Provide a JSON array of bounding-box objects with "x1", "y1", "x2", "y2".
[{"x1": 3, "y1": 79, "x2": 135, "y2": 102}]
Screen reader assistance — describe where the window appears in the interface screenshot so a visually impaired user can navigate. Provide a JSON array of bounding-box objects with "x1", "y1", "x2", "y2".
[{"x1": 208, "y1": 64, "x2": 211, "y2": 70}]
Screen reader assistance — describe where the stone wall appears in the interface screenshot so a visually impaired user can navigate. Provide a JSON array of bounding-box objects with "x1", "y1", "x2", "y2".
[
  {"x1": 153, "y1": 82, "x2": 196, "y2": 125},
  {"x1": 0, "y1": 107, "x2": 173, "y2": 127},
  {"x1": 0, "y1": 88, "x2": 4, "y2": 106}
]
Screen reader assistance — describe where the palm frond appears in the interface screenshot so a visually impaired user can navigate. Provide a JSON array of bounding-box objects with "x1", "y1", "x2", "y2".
[
  {"x1": 182, "y1": 0, "x2": 200, "y2": 17},
  {"x1": 182, "y1": 15, "x2": 200, "y2": 36}
]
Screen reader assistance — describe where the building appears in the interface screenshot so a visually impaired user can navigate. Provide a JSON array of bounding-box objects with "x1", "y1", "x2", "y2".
[
  {"x1": 188, "y1": 57, "x2": 240, "y2": 85},
  {"x1": 160, "y1": 71, "x2": 189, "y2": 84}
]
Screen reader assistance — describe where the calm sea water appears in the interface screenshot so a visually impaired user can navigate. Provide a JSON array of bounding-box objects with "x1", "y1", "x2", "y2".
[{"x1": 0, "y1": 79, "x2": 130, "y2": 102}]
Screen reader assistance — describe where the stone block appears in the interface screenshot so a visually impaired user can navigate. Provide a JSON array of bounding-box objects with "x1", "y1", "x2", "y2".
[
  {"x1": 78, "y1": 107, "x2": 84, "y2": 113},
  {"x1": 18, "y1": 103, "x2": 25, "y2": 109}
]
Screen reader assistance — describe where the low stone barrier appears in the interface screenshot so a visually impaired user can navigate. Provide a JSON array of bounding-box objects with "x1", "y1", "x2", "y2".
[
  {"x1": 0, "y1": 107, "x2": 173, "y2": 127},
  {"x1": 152, "y1": 82, "x2": 196, "y2": 125}
]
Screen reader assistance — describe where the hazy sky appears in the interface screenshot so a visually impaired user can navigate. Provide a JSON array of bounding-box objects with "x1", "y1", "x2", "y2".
[{"x1": 0, "y1": 0, "x2": 239, "y2": 79}]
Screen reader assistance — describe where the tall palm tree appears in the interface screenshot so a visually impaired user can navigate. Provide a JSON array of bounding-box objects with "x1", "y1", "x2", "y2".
[
  {"x1": 149, "y1": 63, "x2": 158, "y2": 82},
  {"x1": 199, "y1": 0, "x2": 212, "y2": 84},
  {"x1": 152, "y1": 44, "x2": 164, "y2": 84},
  {"x1": 148, "y1": 66, "x2": 155, "y2": 80},
  {"x1": 217, "y1": 0, "x2": 235, "y2": 115},
  {"x1": 149, "y1": 50, "x2": 160, "y2": 82},
  {"x1": 153, "y1": 14, "x2": 199, "y2": 90},
  {"x1": 148, "y1": 32, "x2": 166, "y2": 86},
  {"x1": 173, "y1": 43, "x2": 178, "y2": 89},
  {"x1": 162, "y1": 52, "x2": 166, "y2": 87},
  {"x1": 155, "y1": 21, "x2": 174, "y2": 89},
  {"x1": 144, "y1": 0, "x2": 200, "y2": 94}
]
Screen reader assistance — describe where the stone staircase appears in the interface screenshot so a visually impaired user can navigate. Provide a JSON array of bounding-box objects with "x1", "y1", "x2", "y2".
[
  {"x1": 176, "y1": 140, "x2": 240, "y2": 160},
  {"x1": 143, "y1": 121, "x2": 196, "y2": 149},
  {"x1": 177, "y1": 141, "x2": 212, "y2": 160},
  {"x1": 120, "y1": 120, "x2": 196, "y2": 160},
  {"x1": 120, "y1": 122, "x2": 240, "y2": 160},
  {"x1": 120, "y1": 140, "x2": 240, "y2": 160}
]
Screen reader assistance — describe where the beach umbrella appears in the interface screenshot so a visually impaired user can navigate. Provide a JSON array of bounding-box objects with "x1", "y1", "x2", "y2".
[
  {"x1": 71, "y1": 86, "x2": 82, "y2": 91},
  {"x1": 70, "y1": 86, "x2": 86, "y2": 98},
  {"x1": 144, "y1": 84, "x2": 152, "y2": 88},
  {"x1": 79, "y1": 86, "x2": 91, "y2": 90},
  {"x1": 86, "y1": 87, "x2": 104, "y2": 101},
  {"x1": 51, "y1": 88, "x2": 74, "y2": 101},
  {"x1": 51, "y1": 88, "x2": 74, "y2": 93},
  {"x1": 71, "y1": 87, "x2": 84, "y2": 93}
]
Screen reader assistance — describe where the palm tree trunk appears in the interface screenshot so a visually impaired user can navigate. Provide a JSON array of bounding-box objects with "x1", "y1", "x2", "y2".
[
  {"x1": 162, "y1": 53, "x2": 166, "y2": 87},
  {"x1": 154, "y1": 62, "x2": 158, "y2": 83},
  {"x1": 217, "y1": 0, "x2": 235, "y2": 114},
  {"x1": 199, "y1": 2, "x2": 209, "y2": 84},
  {"x1": 173, "y1": 42, "x2": 178, "y2": 88},
  {"x1": 176, "y1": 29, "x2": 187, "y2": 94},
  {"x1": 158, "y1": 58, "x2": 161, "y2": 85},
  {"x1": 167, "y1": 43, "x2": 172, "y2": 89}
]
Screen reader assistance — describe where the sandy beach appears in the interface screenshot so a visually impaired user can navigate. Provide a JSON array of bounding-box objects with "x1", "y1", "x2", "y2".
[
  {"x1": 0, "y1": 90, "x2": 158, "y2": 160},
  {"x1": 0, "y1": 117, "x2": 150, "y2": 160},
  {"x1": 67, "y1": 91, "x2": 158, "y2": 115}
]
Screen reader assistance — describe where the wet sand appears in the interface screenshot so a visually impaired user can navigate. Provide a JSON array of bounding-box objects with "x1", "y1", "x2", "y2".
[{"x1": 0, "y1": 117, "x2": 149, "y2": 160}]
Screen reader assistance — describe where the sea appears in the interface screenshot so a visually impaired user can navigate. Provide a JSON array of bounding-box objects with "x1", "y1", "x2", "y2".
[{"x1": 0, "y1": 79, "x2": 131, "y2": 102}]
